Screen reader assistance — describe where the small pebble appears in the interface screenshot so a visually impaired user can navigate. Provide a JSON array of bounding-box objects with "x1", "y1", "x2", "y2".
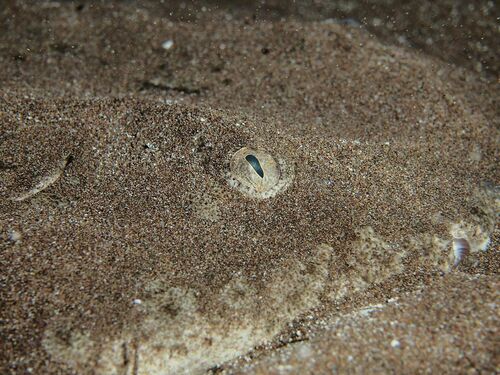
[
  {"x1": 8, "y1": 230, "x2": 22, "y2": 242},
  {"x1": 162, "y1": 39, "x2": 174, "y2": 50},
  {"x1": 391, "y1": 339, "x2": 401, "y2": 348}
]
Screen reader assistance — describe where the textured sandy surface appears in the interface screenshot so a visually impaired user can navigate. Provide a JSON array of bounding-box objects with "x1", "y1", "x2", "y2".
[
  {"x1": 221, "y1": 273, "x2": 499, "y2": 374},
  {"x1": 0, "y1": 1, "x2": 498, "y2": 374}
]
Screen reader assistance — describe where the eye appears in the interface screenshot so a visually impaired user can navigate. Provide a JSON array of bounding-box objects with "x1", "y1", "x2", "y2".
[
  {"x1": 245, "y1": 154, "x2": 264, "y2": 178},
  {"x1": 227, "y1": 147, "x2": 294, "y2": 199}
]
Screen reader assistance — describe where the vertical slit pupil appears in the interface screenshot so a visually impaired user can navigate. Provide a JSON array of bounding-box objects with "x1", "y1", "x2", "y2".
[{"x1": 245, "y1": 154, "x2": 264, "y2": 178}]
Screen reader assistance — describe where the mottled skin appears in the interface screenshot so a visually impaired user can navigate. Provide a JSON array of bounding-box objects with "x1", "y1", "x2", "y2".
[{"x1": 0, "y1": 2, "x2": 498, "y2": 374}]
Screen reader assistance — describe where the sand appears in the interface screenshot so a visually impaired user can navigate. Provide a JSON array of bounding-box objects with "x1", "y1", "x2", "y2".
[{"x1": 0, "y1": 1, "x2": 498, "y2": 374}]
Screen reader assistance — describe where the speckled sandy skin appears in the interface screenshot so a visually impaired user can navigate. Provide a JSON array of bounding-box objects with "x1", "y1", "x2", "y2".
[
  {"x1": 0, "y1": 2, "x2": 498, "y2": 374},
  {"x1": 1, "y1": 97, "x2": 497, "y2": 374},
  {"x1": 220, "y1": 273, "x2": 499, "y2": 374}
]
